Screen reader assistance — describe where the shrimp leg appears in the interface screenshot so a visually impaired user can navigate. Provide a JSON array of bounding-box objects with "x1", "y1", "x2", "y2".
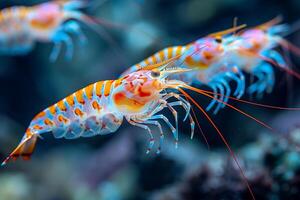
[
  {"x1": 50, "y1": 30, "x2": 74, "y2": 62},
  {"x1": 127, "y1": 118, "x2": 155, "y2": 154},
  {"x1": 265, "y1": 50, "x2": 287, "y2": 67},
  {"x1": 168, "y1": 101, "x2": 195, "y2": 138},
  {"x1": 213, "y1": 82, "x2": 225, "y2": 114},
  {"x1": 248, "y1": 63, "x2": 275, "y2": 97},
  {"x1": 149, "y1": 114, "x2": 177, "y2": 148},
  {"x1": 63, "y1": 20, "x2": 88, "y2": 46},
  {"x1": 206, "y1": 84, "x2": 218, "y2": 112},
  {"x1": 232, "y1": 66, "x2": 246, "y2": 98},
  {"x1": 217, "y1": 79, "x2": 231, "y2": 110},
  {"x1": 141, "y1": 120, "x2": 164, "y2": 154}
]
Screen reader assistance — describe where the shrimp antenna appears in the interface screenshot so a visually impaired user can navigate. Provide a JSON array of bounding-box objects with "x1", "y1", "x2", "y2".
[
  {"x1": 278, "y1": 38, "x2": 300, "y2": 57},
  {"x1": 190, "y1": 88, "x2": 300, "y2": 111},
  {"x1": 255, "y1": 15, "x2": 283, "y2": 31},
  {"x1": 181, "y1": 85, "x2": 273, "y2": 131},
  {"x1": 189, "y1": 98, "x2": 210, "y2": 149},
  {"x1": 208, "y1": 24, "x2": 247, "y2": 38},
  {"x1": 178, "y1": 88, "x2": 256, "y2": 200}
]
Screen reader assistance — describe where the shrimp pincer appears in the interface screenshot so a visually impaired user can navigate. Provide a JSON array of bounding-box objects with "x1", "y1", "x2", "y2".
[{"x1": 0, "y1": 0, "x2": 109, "y2": 61}]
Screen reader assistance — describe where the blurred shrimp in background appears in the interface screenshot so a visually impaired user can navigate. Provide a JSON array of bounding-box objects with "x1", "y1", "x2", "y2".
[{"x1": 0, "y1": 0, "x2": 300, "y2": 200}]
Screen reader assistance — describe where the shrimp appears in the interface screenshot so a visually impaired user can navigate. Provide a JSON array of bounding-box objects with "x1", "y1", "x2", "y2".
[
  {"x1": 121, "y1": 24, "x2": 248, "y2": 114},
  {"x1": 227, "y1": 16, "x2": 300, "y2": 97},
  {"x1": 2, "y1": 53, "x2": 264, "y2": 198},
  {"x1": 1, "y1": 55, "x2": 194, "y2": 167},
  {"x1": 0, "y1": 0, "x2": 110, "y2": 61}
]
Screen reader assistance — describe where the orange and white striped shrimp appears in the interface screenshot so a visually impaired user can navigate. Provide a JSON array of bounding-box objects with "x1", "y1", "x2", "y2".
[
  {"x1": 0, "y1": 0, "x2": 108, "y2": 61},
  {"x1": 227, "y1": 16, "x2": 300, "y2": 97},
  {"x1": 121, "y1": 25, "x2": 247, "y2": 114},
  {"x1": 1, "y1": 55, "x2": 197, "y2": 166}
]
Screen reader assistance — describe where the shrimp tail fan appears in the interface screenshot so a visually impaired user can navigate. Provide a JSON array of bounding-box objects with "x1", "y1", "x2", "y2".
[{"x1": 2, "y1": 131, "x2": 38, "y2": 166}]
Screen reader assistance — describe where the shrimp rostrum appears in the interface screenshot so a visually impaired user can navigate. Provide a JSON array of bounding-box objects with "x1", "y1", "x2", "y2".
[{"x1": 0, "y1": 0, "x2": 104, "y2": 61}]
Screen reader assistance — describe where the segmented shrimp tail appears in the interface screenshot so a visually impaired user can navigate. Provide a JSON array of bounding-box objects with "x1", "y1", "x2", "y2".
[{"x1": 2, "y1": 131, "x2": 38, "y2": 166}]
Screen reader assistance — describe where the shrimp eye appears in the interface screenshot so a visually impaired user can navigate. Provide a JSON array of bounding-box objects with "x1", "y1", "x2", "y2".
[
  {"x1": 215, "y1": 37, "x2": 222, "y2": 43},
  {"x1": 151, "y1": 70, "x2": 160, "y2": 78}
]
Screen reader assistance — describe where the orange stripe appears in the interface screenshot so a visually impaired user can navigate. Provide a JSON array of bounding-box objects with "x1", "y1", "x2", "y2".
[
  {"x1": 92, "y1": 101, "x2": 102, "y2": 111},
  {"x1": 151, "y1": 55, "x2": 157, "y2": 64},
  {"x1": 113, "y1": 79, "x2": 122, "y2": 88},
  {"x1": 144, "y1": 59, "x2": 150, "y2": 65},
  {"x1": 0, "y1": 11, "x2": 3, "y2": 21},
  {"x1": 57, "y1": 100, "x2": 67, "y2": 112},
  {"x1": 20, "y1": 8, "x2": 26, "y2": 19},
  {"x1": 66, "y1": 95, "x2": 75, "y2": 107},
  {"x1": 57, "y1": 115, "x2": 69, "y2": 124},
  {"x1": 96, "y1": 82, "x2": 103, "y2": 97},
  {"x1": 33, "y1": 111, "x2": 46, "y2": 121},
  {"x1": 176, "y1": 46, "x2": 183, "y2": 56},
  {"x1": 44, "y1": 118, "x2": 54, "y2": 126},
  {"x1": 75, "y1": 89, "x2": 85, "y2": 105},
  {"x1": 158, "y1": 50, "x2": 165, "y2": 61},
  {"x1": 167, "y1": 48, "x2": 173, "y2": 58},
  {"x1": 104, "y1": 80, "x2": 113, "y2": 96},
  {"x1": 33, "y1": 125, "x2": 43, "y2": 130},
  {"x1": 85, "y1": 84, "x2": 94, "y2": 100},
  {"x1": 74, "y1": 108, "x2": 84, "y2": 117},
  {"x1": 49, "y1": 105, "x2": 56, "y2": 115}
]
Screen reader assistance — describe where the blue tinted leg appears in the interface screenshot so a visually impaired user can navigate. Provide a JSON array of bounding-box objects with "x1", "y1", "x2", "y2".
[
  {"x1": 213, "y1": 82, "x2": 224, "y2": 114},
  {"x1": 127, "y1": 119, "x2": 154, "y2": 154},
  {"x1": 226, "y1": 66, "x2": 245, "y2": 98},
  {"x1": 247, "y1": 70, "x2": 264, "y2": 95},
  {"x1": 49, "y1": 41, "x2": 62, "y2": 62},
  {"x1": 248, "y1": 63, "x2": 275, "y2": 96},
  {"x1": 206, "y1": 84, "x2": 217, "y2": 112},
  {"x1": 220, "y1": 79, "x2": 231, "y2": 108},
  {"x1": 234, "y1": 66, "x2": 246, "y2": 98},
  {"x1": 51, "y1": 31, "x2": 74, "y2": 61},
  {"x1": 266, "y1": 50, "x2": 287, "y2": 67},
  {"x1": 142, "y1": 120, "x2": 164, "y2": 154},
  {"x1": 168, "y1": 101, "x2": 195, "y2": 139},
  {"x1": 64, "y1": 20, "x2": 87, "y2": 46},
  {"x1": 150, "y1": 114, "x2": 178, "y2": 148}
]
